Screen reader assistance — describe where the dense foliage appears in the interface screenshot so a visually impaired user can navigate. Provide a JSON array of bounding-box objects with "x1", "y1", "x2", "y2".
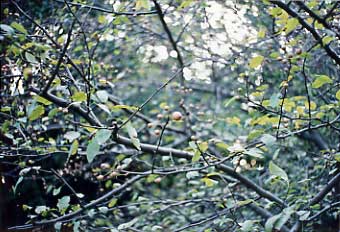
[{"x1": 1, "y1": 0, "x2": 340, "y2": 231}]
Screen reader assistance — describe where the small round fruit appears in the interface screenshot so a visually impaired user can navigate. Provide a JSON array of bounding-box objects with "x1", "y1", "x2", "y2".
[
  {"x1": 147, "y1": 123, "x2": 153, "y2": 128},
  {"x1": 154, "y1": 129, "x2": 161, "y2": 136},
  {"x1": 100, "y1": 163, "x2": 111, "y2": 169},
  {"x1": 96, "y1": 175, "x2": 104, "y2": 181},
  {"x1": 109, "y1": 171, "x2": 119, "y2": 178},
  {"x1": 154, "y1": 177, "x2": 162, "y2": 183},
  {"x1": 172, "y1": 111, "x2": 183, "y2": 121},
  {"x1": 240, "y1": 159, "x2": 247, "y2": 166},
  {"x1": 157, "y1": 113, "x2": 163, "y2": 120},
  {"x1": 190, "y1": 135, "x2": 198, "y2": 141},
  {"x1": 296, "y1": 48, "x2": 302, "y2": 55},
  {"x1": 163, "y1": 105, "x2": 170, "y2": 111}
]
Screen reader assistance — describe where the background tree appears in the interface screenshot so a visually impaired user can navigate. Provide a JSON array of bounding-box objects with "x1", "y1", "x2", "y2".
[{"x1": 0, "y1": 0, "x2": 339, "y2": 231}]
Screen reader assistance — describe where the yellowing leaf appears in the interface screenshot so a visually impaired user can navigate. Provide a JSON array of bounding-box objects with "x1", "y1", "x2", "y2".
[
  {"x1": 201, "y1": 177, "x2": 217, "y2": 187},
  {"x1": 336, "y1": 90, "x2": 340, "y2": 101},
  {"x1": 312, "y1": 75, "x2": 333, "y2": 88},
  {"x1": 285, "y1": 18, "x2": 299, "y2": 33},
  {"x1": 108, "y1": 198, "x2": 118, "y2": 208},
  {"x1": 249, "y1": 56, "x2": 264, "y2": 69},
  {"x1": 135, "y1": 0, "x2": 150, "y2": 10},
  {"x1": 34, "y1": 96, "x2": 52, "y2": 105},
  {"x1": 304, "y1": 101, "x2": 317, "y2": 110},
  {"x1": 258, "y1": 28, "x2": 266, "y2": 38},
  {"x1": 72, "y1": 91, "x2": 87, "y2": 102},
  {"x1": 10, "y1": 22, "x2": 28, "y2": 35},
  {"x1": 198, "y1": 142, "x2": 208, "y2": 152},
  {"x1": 269, "y1": 7, "x2": 282, "y2": 17},
  {"x1": 111, "y1": 105, "x2": 138, "y2": 111},
  {"x1": 192, "y1": 150, "x2": 201, "y2": 162},
  {"x1": 322, "y1": 36, "x2": 335, "y2": 45},
  {"x1": 97, "y1": 15, "x2": 106, "y2": 24}
]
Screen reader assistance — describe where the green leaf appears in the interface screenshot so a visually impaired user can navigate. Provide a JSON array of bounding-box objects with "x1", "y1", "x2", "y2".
[
  {"x1": 192, "y1": 150, "x2": 201, "y2": 162},
  {"x1": 53, "y1": 187, "x2": 61, "y2": 196},
  {"x1": 224, "y1": 96, "x2": 237, "y2": 109},
  {"x1": 186, "y1": 171, "x2": 199, "y2": 179},
  {"x1": 258, "y1": 28, "x2": 266, "y2": 38},
  {"x1": 57, "y1": 196, "x2": 70, "y2": 211},
  {"x1": 13, "y1": 176, "x2": 23, "y2": 194},
  {"x1": 25, "y1": 52, "x2": 38, "y2": 64},
  {"x1": 285, "y1": 18, "x2": 299, "y2": 33},
  {"x1": 10, "y1": 22, "x2": 28, "y2": 35},
  {"x1": 178, "y1": 0, "x2": 193, "y2": 9},
  {"x1": 35, "y1": 96, "x2": 52, "y2": 105},
  {"x1": 322, "y1": 36, "x2": 335, "y2": 45},
  {"x1": 126, "y1": 123, "x2": 137, "y2": 138},
  {"x1": 0, "y1": 24, "x2": 14, "y2": 35},
  {"x1": 97, "y1": 15, "x2": 107, "y2": 24},
  {"x1": 64, "y1": 131, "x2": 80, "y2": 142},
  {"x1": 131, "y1": 137, "x2": 141, "y2": 151},
  {"x1": 54, "y1": 222, "x2": 62, "y2": 231},
  {"x1": 35, "y1": 205, "x2": 48, "y2": 214},
  {"x1": 261, "y1": 134, "x2": 276, "y2": 147},
  {"x1": 86, "y1": 140, "x2": 100, "y2": 163},
  {"x1": 72, "y1": 91, "x2": 87, "y2": 102},
  {"x1": 335, "y1": 90, "x2": 340, "y2": 100},
  {"x1": 198, "y1": 141, "x2": 208, "y2": 152},
  {"x1": 135, "y1": 0, "x2": 150, "y2": 10},
  {"x1": 146, "y1": 174, "x2": 159, "y2": 183},
  {"x1": 312, "y1": 75, "x2": 333, "y2": 88},
  {"x1": 249, "y1": 55, "x2": 264, "y2": 69},
  {"x1": 111, "y1": 105, "x2": 138, "y2": 111},
  {"x1": 275, "y1": 206, "x2": 295, "y2": 229},
  {"x1": 201, "y1": 177, "x2": 218, "y2": 187},
  {"x1": 244, "y1": 148, "x2": 264, "y2": 159},
  {"x1": 237, "y1": 199, "x2": 253, "y2": 206},
  {"x1": 247, "y1": 129, "x2": 264, "y2": 141},
  {"x1": 269, "y1": 93, "x2": 280, "y2": 108},
  {"x1": 28, "y1": 105, "x2": 45, "y2": 121},
  {"x1": 93, "y1": 129, "x2": 112, "y2": 145},
  {"x1": 269, "y1": 161, "x2": 289, "y2": 182},
  {"x1": 296, "y1": 210, "x2": 310, "y2": 221},
  {"x1": 68, "y1": 140, "x2": 79, "y2": 158},
  {"x1": 265, "y1": 214, "x2": 281, "y2": 232},
  {"x1": 240, "y1": 220, "x2": 254, "y2": 232},
  {"x1": 108, "y1": 198, "x2": 118, "y2": 208},
  {"x1": 96, "y1": 90, "x2": 109, "y2": 103}
]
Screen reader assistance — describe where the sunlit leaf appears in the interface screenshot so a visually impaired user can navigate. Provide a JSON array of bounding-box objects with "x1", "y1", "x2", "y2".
[
  {"x1": 312, "y1": 75, "x2": 333, "y2": 88},
  {"x1": 249, "y1": 55, "x2": 264, "y2": 69},
  {"x1": 72, "y1": 91, "x2": 87, "y2": 102},
  {"x1": 335, "y1": 90, "x2": 340, "y2": 100},
  {"x1": 10, "y1": 22, "x2": 28, "y2": 35}
]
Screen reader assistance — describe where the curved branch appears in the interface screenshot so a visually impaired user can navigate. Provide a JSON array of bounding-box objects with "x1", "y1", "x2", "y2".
[{"x1": 270, "y1": 0, "x2": 340, "y2": 65}]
